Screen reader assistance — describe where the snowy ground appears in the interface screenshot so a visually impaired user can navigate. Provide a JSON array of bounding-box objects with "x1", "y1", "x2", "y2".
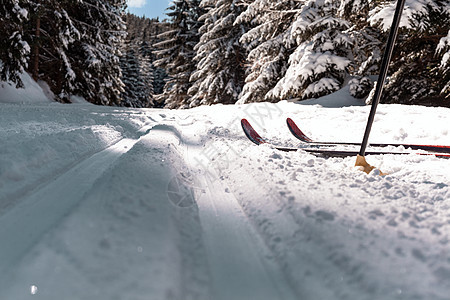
[{"x1": 1, "y1": 82, "x2": 450, "y2": 300}]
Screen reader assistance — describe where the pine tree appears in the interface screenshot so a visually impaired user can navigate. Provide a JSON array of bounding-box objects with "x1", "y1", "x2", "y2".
[
  {"x1": 120, "y1": 31, "x2": 154, "y2": 107},
  {"x1": 0, "y1": 0, "x2": 30, "y2": 87},
  {"x1": 65, "y1": 0, "x2": 127, "y2": 105},
  {"x1": 120, "y1": 40, "x2": 150, "y2": 107},
  {"x1": 369, "y1": 0, "x2": 450, "y2": 106},
  {"x1": 235, "y1": 0, "x2": 303, "y2": 104},
  {"x1": 267, "y1": 0, "x2": 353, "y2": 101},
  {"x1": 26, "y1": 0, "x2": 81, "y2": 102},
  {"x1": 137, "y1": 38, "x2": 155, "y2": 106},
  {"x1": 149, "y1": 18, "x2": 170, "y2": 100},
  {"x1": 121, "y1": 14, "x2": 171, "y2": 107},
  {"x1": 154, "y1": 0, "x2": 203, "y2": 108},
  {"x1": 188, "y1": 0, "x2": 246, "y2": 107},
  {"x1": 338, "y1": 0, "x2": 383, "y2": 99},
  {"x1": 15, "y1": 0, "x2": 127, "y2": 104}
]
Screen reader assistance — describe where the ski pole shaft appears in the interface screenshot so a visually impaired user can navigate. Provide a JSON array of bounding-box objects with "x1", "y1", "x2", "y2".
[{"x1": 359, "y1": 0, "x2": 406, "y2": 156}]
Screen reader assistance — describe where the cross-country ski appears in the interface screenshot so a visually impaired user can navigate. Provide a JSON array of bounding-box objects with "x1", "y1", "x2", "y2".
[
  {"x1": 243, "y1": 118, "x2": 450, "y2": 158},
  {"x1": 287, "y1": 118, "x2": 450, "y2": 154}
]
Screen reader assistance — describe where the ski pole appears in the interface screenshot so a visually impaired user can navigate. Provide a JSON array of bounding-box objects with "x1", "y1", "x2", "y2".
[{"x1": 356, "y1": 0, "x2": 406, "y2": 174}]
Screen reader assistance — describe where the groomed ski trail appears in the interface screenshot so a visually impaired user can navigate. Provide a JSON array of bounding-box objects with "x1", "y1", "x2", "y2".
[
  {"x1": 0, "y1": 137, "x2": 140, "y2": 285},
  {"x1": 1, "y1": 120, "x2": 299, "y2": 300},
  {"x1": 0, "y1": 129, "x2": 212, "y2": 300},
  {"x1": 152, "y1": 125, "x2": 299, "y2": 300}
]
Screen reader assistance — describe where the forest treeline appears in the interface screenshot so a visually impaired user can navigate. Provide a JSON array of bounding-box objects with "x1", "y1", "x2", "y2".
[{"x1": 1, "y1": 0, "x2": 449, "y2": 108}]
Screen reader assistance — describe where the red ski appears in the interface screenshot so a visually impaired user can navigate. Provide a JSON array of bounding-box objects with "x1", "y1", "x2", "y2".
[
  {"x1": 287, "y1": 118, "x2": 450, "y2": 154},
  {"x1": 241, "y1": 119, "x2": 450, "y2": 158}
]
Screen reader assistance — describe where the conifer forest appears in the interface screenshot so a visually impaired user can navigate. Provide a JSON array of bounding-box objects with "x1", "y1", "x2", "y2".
[{"x1": 1, "y1": 0, "x2": 449, "y2": 108}]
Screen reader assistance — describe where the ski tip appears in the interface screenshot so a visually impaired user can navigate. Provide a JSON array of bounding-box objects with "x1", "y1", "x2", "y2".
[
  {"x1": 241, "y1": 119, "x2": 266, "y2": 145},
  {"x1": 241, "y1": 118, "x2": 250, "y2": 126},
  {"x1": 286, "y1": 118, "x2": 313, "y2": 142}
]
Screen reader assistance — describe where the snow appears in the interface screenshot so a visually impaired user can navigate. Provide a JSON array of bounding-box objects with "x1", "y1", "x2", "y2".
[
  {"x1": 1, "y1": 82, "x2": 450, "y2": 299},
  {"x1": 13, "y1": 2, "x2": 28, "y2": 20},
  {"x1": 0, "y1": 72, "x2": 53, "y2": 103},
  {"x1": 437, "y1": 30, "x2": 450, "y2": 68},
  {"x1": 368, "y1": 0, "x2": 441, "y2": 31}
]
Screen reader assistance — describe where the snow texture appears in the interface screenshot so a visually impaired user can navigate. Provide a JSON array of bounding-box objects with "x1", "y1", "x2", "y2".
[
  {"x1": 0, "y1": 72, "x2": 53, "y2": 103},
  {"x1": 437, "y1": 30, "x2": 450, "y2": 68},
  {"x1": 368, "y1": 0, "x2": 445, "y2": 31},
  {"x1": 1, "y1": 82, "x2": 450, "y2": 300}
]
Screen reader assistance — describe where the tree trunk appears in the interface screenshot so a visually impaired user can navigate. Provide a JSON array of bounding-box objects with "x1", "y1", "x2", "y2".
[{"x1": 32, "y1": 1, "x2": 40, "y2": 81}]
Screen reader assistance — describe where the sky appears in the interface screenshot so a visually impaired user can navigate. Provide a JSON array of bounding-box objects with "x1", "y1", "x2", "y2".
[{"x1": 126, "y1": 0, "x2": 170, "y2": 20}]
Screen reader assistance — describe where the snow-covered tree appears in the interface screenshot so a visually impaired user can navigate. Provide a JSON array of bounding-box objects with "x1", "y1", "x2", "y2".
[
  {"x1": 236, "y1": 0, "x2": 302, "y2": 104},
  {"x1": 15, "y1": 0, "x2": 127, "y2": 104},
  {"x1": 437, "y1": 30, "x2": 450, "y2": 98},
  {"x1": 0, "y1": 0, "x2": 30, "y2": 87},
  {"x1": 369, "y1": 0, "x2": 450, "y2": 106},
  {"x1": 148, "y1": 19, "x2": 170, "y2": 99},
  {"x1": 188, "y1": 0, "x2": 246, "y2": 107},
  {"x1": 66, "y1": 0, "x2": 127, "y2": 105},
  {"x1": 121, "y1": 14, "x2": 171, "y2": 107},
  {"x1": 236, "y1": 0, "x2": 384, "y2": 103},
  {"x1": 267, "y1": 0, "x2": 353, "y2": 101},
  {"x1": 338, "y1": 0, "x2": 383, "y2": 99},
  {"x1": 137, "y1": 38, "x2": 155, "y2": 106},
  {"x1": 26, "y1": 0, "x2": 81, "y2": 102},
  {"x1": 120, "y1": 38, "x2": 154, "y2": 107},
  {"x1": 154, "y1": 0, "x2": 203, "y2": 108}
]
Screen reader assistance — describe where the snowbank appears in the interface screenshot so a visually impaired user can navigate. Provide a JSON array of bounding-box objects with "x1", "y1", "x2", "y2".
[
  {"x1": 294, "y1": 84, "x2": 366, "y2": 107},
  {"x1": 0, "y1": 72, "x2": 53, "y2": 103}
]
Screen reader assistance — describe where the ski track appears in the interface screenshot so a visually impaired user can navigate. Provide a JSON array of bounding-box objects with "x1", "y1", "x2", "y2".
[
  {"x1": 1, "y1": 127, "x2": 211, "y2": 300},
  {"x1": 154, "y1": 124, "x2": 299, "y2": 300},
  {"x1": 0, "y1": 104, "x2": 151, "y2": 213},
  {"x1": 1, "y1": 102, "x2": 450, "y2": 299},
  {"x1": 1, "y1": 115, "x2": 302, "y2": 300},
  {"x1": 193, "y1": 172, "x2": 297, "y2": 300},
  {"x1": 0, "y1": 138, "x2": 140, "y2": 287}
]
